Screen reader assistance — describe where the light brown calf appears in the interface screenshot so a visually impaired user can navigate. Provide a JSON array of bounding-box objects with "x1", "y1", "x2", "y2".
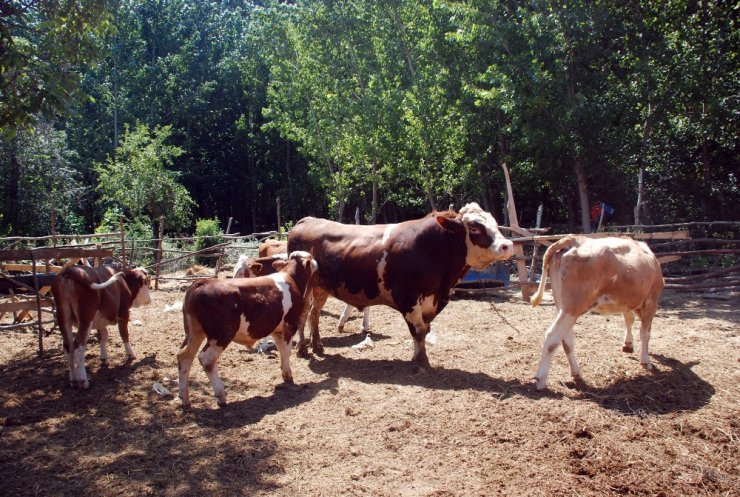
[{"x1": 531, "y1": 235, "x2": 664, "y2": 389}]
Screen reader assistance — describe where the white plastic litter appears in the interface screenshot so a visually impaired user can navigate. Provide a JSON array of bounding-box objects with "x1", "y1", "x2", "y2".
[
  {"x1": 425, "y1": 331, "x2": 438, "y2": 345},
  {"x1": 351, "y1": 334, "x2": 374, "y2": 351},
  {"x1": 255, "y1": 337, "x2": 276, "y2": 354},
  {"x1": 152, "y1": 381, "x2": 171, "y2": 396},
  {"x1": 164, "y1": 301, "x2": 183, "y2": 313},
  {"x1": 131, "y1": 319, "x2": 143, "y2": 326}
]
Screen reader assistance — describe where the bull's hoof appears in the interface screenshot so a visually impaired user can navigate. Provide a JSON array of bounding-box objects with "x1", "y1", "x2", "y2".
[
  {"x1": 312, "y1": 342, "x2": 325, "y2": 356},
  {"x1": 534, "y1": 377, "x2": 547, "y2": 390},
  {"x1": 179, "y1": 398, "x2": 192, "y2": 409},
  {"x1": 216, "y1": 397, "x2": 227, "y2": 407},
  {"x1": 296, "y1": 344, "x2": 310, "y2": 359},
  {"x1": 99, "y1": 358, "x2": 110, "y2": 367},
  {"x1": 337, "y1": 325, "x2": 345, "y2": 333},
  {"x1": 282, "y1": 373, "x2": 294, "y2": 384},
  {"x1": 411, "y1": 356, "x2": 432, "y2": 374},
  {"x1": 622, "y1": 344, "x2": 634, "y2": 353},
  {"x1": 641, "y1": 362, "x2": 653, "y2": 371}
]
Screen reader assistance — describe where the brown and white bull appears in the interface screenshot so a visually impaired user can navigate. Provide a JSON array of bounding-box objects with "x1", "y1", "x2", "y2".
[
  {"x1": 177, "y1": 251, "x2": 318, "y2": 407},
  {"x1": 51, "y1": 266, "x2": 152, "y2": 389},
  {"x1": 287, "y1": 202, "x2": 514, "y2": 369},
  {"x1": 530, "y1": 235, "x2": 664, "y2": 389}
]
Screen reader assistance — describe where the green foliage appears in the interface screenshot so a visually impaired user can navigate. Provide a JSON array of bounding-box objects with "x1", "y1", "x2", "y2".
[
  {"x1": 95, "y1": 123, "x2": 193, "y2": 232},
  {"x1": 194, "y1": 218, "x2": 223, "y2": 266},
  {"x1": 0, "y1": 0, "x2": 111, "y2": 134}
]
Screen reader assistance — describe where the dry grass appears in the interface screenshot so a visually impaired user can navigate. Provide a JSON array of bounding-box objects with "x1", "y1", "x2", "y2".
[{"x1": 1, "y1": 274, "x2": 738, "y2": 496}]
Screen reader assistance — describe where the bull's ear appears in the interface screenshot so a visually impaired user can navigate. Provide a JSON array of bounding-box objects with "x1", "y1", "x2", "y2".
[
  {"x1": 272, "y1": 260, "x2": 288, "y2": 271},
  {"x1": 249, "y1": 262, "x2": 262, "y2": 274},
  {"x1": 436, "y1": 215, "x2": 459, "y2": 231}
]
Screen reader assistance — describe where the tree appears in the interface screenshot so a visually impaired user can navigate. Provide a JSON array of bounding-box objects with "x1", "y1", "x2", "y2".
[
  {"x1": 0, "y1": 0, "x2": 111, "y2": 134},
  {"x1": 95, "y1": 123, "x2": 193, "y2": 234}
]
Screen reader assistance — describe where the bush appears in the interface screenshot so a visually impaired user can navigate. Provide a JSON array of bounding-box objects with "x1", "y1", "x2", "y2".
[{"x1": 194, "y1": 218, "x2": 224, "y2": 266}]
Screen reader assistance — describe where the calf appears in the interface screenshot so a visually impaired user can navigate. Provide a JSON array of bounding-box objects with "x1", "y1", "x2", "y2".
[
  {"x1": 177, "y1": 251, "x2": 318, "y2": 407},
  {"x1": 51, "y1": 266, "x2": 152, "y2": 389},
  {"x1": 530, "y1": 235, "x2": 664, "y2": 389},
  {"x1": 233, "y1": 253, "x2": 288, "y2": 278},
  {"x1": 288, "y1": 202, "x2": 514, "y2": 369},
  {"x1": 258, "y1": 239, "x2": 287, "y2": 257}
]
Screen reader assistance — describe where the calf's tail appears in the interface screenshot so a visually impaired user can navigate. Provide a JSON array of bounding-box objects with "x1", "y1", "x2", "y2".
[{"x1": 530, "y1": 235, "x2": 579, "y2": 307}]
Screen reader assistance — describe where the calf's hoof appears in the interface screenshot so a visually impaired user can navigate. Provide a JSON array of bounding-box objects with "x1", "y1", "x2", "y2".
[
  {"x1": 622, "y1": 344, "x2": 634, "y2": 353},
  {"x1": 534, "y1": 377, "x2": 547, "y2": 390},
  {"x1": 640, "y1": 362, "x2": 653, "y2": 371},
  {"x1": 99, "y1": 358, "x2": 110, "y2": 367}
]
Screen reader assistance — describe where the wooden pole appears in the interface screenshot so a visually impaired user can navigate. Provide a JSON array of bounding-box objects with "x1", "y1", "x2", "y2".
[
  {"x1": 214, "y1": 217, "x2": 233, "y2": 277},
  {"x1": 501, "y1": 162, "x2": 532, "y2": 301},
  {"x1": 276, "y1": 196, "x2": 282, "y2": 240},
  {"x1": 120, "y1": 216, "x2": 127, "y2": 269},
  {"x1": 155, "y1": 216, "x2": 164, "y2": 290}
]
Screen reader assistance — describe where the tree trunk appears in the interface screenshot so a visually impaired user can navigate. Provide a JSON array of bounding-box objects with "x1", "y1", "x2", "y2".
[
  {"x1": 7, "y1": 136, "x2": 20, "y2": 235},
  {"x1": 574, "y1": 157, "x2": 591, "y2": 233}
]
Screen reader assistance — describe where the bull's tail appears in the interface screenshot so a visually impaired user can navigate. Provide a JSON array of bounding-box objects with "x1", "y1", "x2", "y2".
[{"x1": 531, "y1": 235, "x2": 580, "y2": 307}]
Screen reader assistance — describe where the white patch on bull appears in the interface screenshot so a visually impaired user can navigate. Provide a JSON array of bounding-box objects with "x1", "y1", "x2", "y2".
[
  {"x1": 376, "y1": 224, "x2": 399, "y2": 299},
  {"x1": 403, "y1": 294, "x2": 437, "y2": 326},
  {"x1": 268, "y1": 271, "x2": 293, "y2": 320},
  {"x1": 592, "y1": 294, "x2": 633, "y2": 314},
  {"x1": 459, "y1": 202, "x2": 514, "y2": 269}
]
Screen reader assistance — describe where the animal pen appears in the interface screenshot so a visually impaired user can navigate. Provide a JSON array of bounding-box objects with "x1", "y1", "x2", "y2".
[{"x1": 2, "y1": 218, "x2": 738, "y2": 357}]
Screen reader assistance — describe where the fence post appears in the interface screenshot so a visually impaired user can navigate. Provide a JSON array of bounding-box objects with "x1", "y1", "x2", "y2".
[
  {"x1": 155, "y1": 216, "x2": 164, "y2": 291},
  {"x1": 276, "y1": 196, "x2": 282, "y2": 240},
  {"x1": 120, "y1": 216, "x2": 127, "y2": 269},
  {"x1": 214, "y1": 217, "x2": 233, "y2": 277}
]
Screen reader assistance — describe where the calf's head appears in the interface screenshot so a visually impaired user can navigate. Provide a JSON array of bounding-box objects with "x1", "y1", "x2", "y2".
[{"x1": 124, "y1": 268, "x2": 152, "y2": 307}]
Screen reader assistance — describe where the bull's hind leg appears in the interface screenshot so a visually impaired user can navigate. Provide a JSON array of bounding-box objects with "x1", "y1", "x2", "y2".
[
  {"x1": 70, "y1": 322, "x2": 93, "y2": 389},
  {"x1": 622, "y1": 311, "x2": 635, "y2": 353},
  {"x1": 117, "y1": 319, "x2": 136, "y2": 363},
  {"x1": 535, "y1": 311, "x2": 577, "y2": 390},
  {"x1": 306, "y1": 289, "x2": 329, "y2": 356},
  {"x1": 637, "y1": 305, "x2": 658, "y2": 371},
  {"x1": 198, "y1": 340, "x2": 228, "y2": 406},
  {"x1": 177, "y1": 318, "x2": 205, "y2": 407},
  {"x1": 98, "y1": 327, "x2": 110, "y2": 366}
]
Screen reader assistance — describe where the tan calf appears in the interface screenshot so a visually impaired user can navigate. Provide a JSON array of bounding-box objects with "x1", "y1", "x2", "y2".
[{"x1": 531, "y1": 235, "x2": 664, "y2": 390}]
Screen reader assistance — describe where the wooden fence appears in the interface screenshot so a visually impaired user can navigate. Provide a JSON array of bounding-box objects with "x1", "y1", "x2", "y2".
[{"x1": 1, "y1": 220, "x2": 737, "y2": 354}]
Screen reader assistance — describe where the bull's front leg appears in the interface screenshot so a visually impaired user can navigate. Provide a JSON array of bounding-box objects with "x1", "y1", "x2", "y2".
[
  {"x1": 404, "y1": 318, "x2": 431, "y2": 373},
  {"x1": 308, "y1": 289, "x2": 329, "y2": 356},
  {"x1": 294, "y1": 290, "x2": 313, "y2": 359}
]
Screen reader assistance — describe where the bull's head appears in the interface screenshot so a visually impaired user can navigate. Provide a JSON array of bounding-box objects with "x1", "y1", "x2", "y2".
[{"x1": 437, "y1": 202, "x2": 514, "y2": 270}]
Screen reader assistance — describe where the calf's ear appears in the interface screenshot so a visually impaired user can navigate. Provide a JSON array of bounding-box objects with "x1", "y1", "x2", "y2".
[{"x1": 272, "y1": 260, "x2": 288, "y2": 271}]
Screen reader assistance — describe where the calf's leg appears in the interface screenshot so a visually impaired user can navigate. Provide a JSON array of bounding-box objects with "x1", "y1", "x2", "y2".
[
  {"x1": 622, "y1": 311, "x2": 635, "y2": 353},
  {"x1": 273, "y1": 331, "x2": 294, "y2": 384},
  {"x1": 198, "y1": 340, "x2": 228, "y2": 406},
  {"x1": 117, "y1": 319, "x2": 136, "y2": 362},
  {"x1": 561, "y1": 330, "x2": 581, "y2": 381},
  {"x1": 177, "y1": 319, "x2": 205, "y2": 407},
  {"x1": 535, "y1": 310, "x2": 577, "y2": 390}
]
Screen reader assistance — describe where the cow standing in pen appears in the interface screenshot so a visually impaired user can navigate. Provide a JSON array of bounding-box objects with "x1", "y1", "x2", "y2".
[
  {"x1": 177, "y1": 251, "x2": 318, "y2": 407},
  {"x1": 51, "y1": 266, "x2": 152, "y2": 389},
  {"x1": 530, "y1": 235, "x2": 665, "y2": 390},
  {"x1": 288, "y1": 202, "x2": 514, "y2": 370}
]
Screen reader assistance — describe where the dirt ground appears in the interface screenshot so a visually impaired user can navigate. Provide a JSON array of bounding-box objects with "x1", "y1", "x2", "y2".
[{"x1": 1, "y1": 274, "x2": 738, "y2": 497}]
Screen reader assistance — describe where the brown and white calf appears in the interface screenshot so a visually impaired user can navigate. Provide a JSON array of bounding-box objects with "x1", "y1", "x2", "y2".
[
  {"x1": 51, "y1": 266, "x2": 152, "y2": 389},
  {"x1": 530, "y1": 235, "x2": 664, "y2": 389},
  {"x1": 288, "y1": 202, "x2": 514, "y2": 369},
  {"x1": 236, "y1": 246, "x2": 371, "y2": 339},
  {"x1": 177, "y1": 251, "x2": 318, "y2": 407}
]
